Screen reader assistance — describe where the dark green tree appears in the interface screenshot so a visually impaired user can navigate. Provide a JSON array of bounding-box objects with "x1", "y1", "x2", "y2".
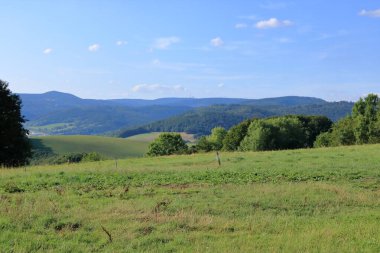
[
  {"x1": 239, "y1": 116, "x2": 324, "y2": 151},
  {"x1": 315, "y1": 94, "x2": 380, "y2": 147},
  {"x1": 0, "y1": 80, "x2": 31, "y2": 167},
  {"x1": 207, "y1": 127, "x2": 227, "y2": 151},
  {"x1": 240, "y1": 120, "x2": 279, "y2": 151},
  {"x1": 314, "y1": 117, "x2": 355, "y2": 148},
  {"x1": 146, "y1": 133, "x2": 188, "y2": 156},
  {"x1": 195, "y1": 127, "x2": 227, "y2": 152},
  {"x1": 222, "y1": 119, "x2": 253, "y2": 151},
  {"x1": 296, "y1": 116, "x2": 333, "y2": 147},
  {"x1": 195, "y1": 136, "x2": 213, "y2": 152},
  {"x1": 352, "y1": 94, "x2": 380, "y2": 144}
]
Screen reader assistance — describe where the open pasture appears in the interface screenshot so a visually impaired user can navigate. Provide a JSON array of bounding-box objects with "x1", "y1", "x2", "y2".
[{"x1": 1, "y1": 144, "x2": 380, "y2": 252}]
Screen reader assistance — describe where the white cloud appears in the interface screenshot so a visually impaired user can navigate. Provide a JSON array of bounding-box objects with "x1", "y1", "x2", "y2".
[
  {"x1": 255, "y1": 18, "x2": 293, "y2": 29},
  {"x1": 116, "y1": 40, "x2": 128, "y2": 46},
  {"x1": 235, "y1": 23, "x2": 248, "y2": 29},
  {"x1": 153, "y1": 36, "x2": 180, "y2": 50},
  {"x1": 88, "y1": 44, "x2": 100, "y2": 52},
  {"x1": 359, "y1": 9, "x2": 380, "y2": 18},
  {"x1": 210, "y1": 37, "x2": 224, "y2": 47},
  {"x1": 43, "y1": 48, "x2": 52, "y2": 54},
  {"x1": 132, "y1": 84, "x2": 185, "y2": 93},
  {"x1": 217, "y1": 83, "x2": 225, "y2": 88}
]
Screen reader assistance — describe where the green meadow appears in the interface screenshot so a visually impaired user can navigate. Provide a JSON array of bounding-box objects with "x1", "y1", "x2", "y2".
[
  {"x1": 1, "y1": 144, "x2": 380, "y2": 252},
  {"x1": 31, "y1": 135, "x2": 149, "y2": 159},
  {"x1": 126, "y1": 132, "x2": 196, "y2": 143}
]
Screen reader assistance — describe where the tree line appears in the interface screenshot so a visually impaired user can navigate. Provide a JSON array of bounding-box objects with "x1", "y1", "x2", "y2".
[
  {"x1": 314, "y1": 94, "x2": 380, "y2": 147},
  {"x1": 147, "y1": 94, "x2": 380, "y2": 156}
]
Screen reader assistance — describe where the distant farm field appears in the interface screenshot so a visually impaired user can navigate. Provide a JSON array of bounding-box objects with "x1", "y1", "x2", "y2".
[
  {"x1": 1, "y1": 144, "x2": 380, "y2": 252},
  {"x1": 30, "y1": 135, "x2": 149, "y2": 158},
  {"x1": 126, "y1": 132, "x2": 196, "y2": 143}
]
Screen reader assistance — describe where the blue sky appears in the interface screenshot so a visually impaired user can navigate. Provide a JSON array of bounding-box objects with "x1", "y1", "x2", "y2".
[{"x1": 1, "y1": 0, "x2": 379, "y2": 101}]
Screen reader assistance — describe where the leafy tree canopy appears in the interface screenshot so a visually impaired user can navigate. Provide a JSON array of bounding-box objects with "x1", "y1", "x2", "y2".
[
  {"x1": 0, "y1": 80, "x2": 31, "y2": 167},
  {"x1": 146, "y1": 133, "x2": 188, "y2": 156},
  {"x1": 315, "y1": 93, "x2": 380, "y2": 147}
]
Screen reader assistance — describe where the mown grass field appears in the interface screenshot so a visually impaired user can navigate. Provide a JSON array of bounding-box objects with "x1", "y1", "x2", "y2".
[
  {"x1": 1, "y1": 144, "x2": 380, "y2": 252},
  {"x1": 31, "y1": 135, "x2": 149, "y2": 158}
]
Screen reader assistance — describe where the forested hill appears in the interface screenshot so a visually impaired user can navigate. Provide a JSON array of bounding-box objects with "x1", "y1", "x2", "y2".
[
  {"x1": 19, "y1": 91, "x2": 327, "y2": 121},
  {"x1": 19, "y1": 91, "x2": 335, "y2": 136},
  {"x1": 119, "y1": 102, "x2": 354, "y2": 137}
]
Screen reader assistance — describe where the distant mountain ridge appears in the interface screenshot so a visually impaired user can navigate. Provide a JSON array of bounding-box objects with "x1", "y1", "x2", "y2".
[
  {"x1": 19, "y1": 91, "x2": 328, "y2": 120},
  {"x1": 18, "y1": 91, "x2": 350, "y2": 136}
]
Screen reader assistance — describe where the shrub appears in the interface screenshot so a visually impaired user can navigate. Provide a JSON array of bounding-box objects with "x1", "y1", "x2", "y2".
[{"x1": 147, "y1": 133, "x2": 188, "y2": 156}]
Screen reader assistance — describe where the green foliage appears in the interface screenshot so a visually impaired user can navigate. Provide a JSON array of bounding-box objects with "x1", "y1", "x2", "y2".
[
  {"x1": 32, "y1": 152, "x2": 105, "y2": 165},
  {"x1": 315, "y1": 94, "x2": 380, "y2": 147},
  {"x1": 3, "y1": 182, "x2": 24, "y2": 193},
  {"x1": 222, "y1": 119, "x2": 253, "y2": 151},
  {"x1": 329, "y1": 117, "x2": 356, "y2": 147},
  {"x1": 313, "y1": 132, "x2": 332, "y2": 148},
  {"x1": 352, "y1": 94, "x2": 380, "y2": 144},
  {"x1": 195, "y1": 127, "x2": 227, "y2": 152},
  {"x1": 239, "y1": 116, "x2": 329, "y2": 151},
  {"x1": 195, "y1": 136, "x2": 213, "y2": 152},
  {"x1": 0, "y1": 79, "x2": 31, "y2": 167},
  {"x1": 147, "y1": 133, "x2": 188, "y2": 156},
  {"x1": 240, "y1": 120, "x2": 279, "y2": 151},
  {"x1": 207, "y1": 127, "x2": 227, "y2": 150},
  {"x1": 296, "y1": 115, "x2": 333, "y2": 147},
  {"x1": 82, "y1": 152, "x2": 105, "y2": 162}
]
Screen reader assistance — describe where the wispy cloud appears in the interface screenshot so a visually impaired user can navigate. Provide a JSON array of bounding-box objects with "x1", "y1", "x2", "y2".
[
  {"x1": 210, "y1": 37, "x2": 224, "y2": 47},
  {"x1": 153, "y1": 36, "x2": 180, "y2": 50},
  {"x1": 132, "y1": 83, "x2": 185, "y2": 93},
  {"x1": 88, "y1": 44, "x2": 100, "y2": 52},
  {"x1": 217, "y1": 83, "x2": 225, "y2": 88},
  {"x1": 256, "y1": 18, "x2": 293, "y2": 29},
  {"x1": 359, "y1": 9, "x2": 380, "y2": 18},
  {"x1": 235, "y1": 23, "x2": 248, "y2": 29},
  {"x1": 116, "y1": 40, "x2": 128, "y2": 46},
  {"x1": 43, "y1": 48, "x2": 52, "y2": 54},
  {"x1": 315, "y1": 30, "x2": 349, "y2": 41}
]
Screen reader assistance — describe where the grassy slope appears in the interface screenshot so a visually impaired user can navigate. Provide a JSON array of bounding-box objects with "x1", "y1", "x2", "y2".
[
  {"x1": 126, "y1": 132, "x2": 196, "y2": 143},
  {"x1": 31, "y1": 135, "x2": 149, "y2": 158},
  {"x1": 1, "y1": 145, "x2": 380, "y2": 252}
]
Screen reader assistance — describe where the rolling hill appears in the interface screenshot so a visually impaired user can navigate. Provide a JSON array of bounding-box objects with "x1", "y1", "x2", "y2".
[
  {"x1": 30, "y1": 135, "x2": 149, "y2": 159},
  {"x1": 26, "y1": 105, "x2": 191, "y2": 135},
  {"x1": 119, "y1": 102, "x2": 354, "y2": 137},
  {"x1": 20, "y1": 91, "x2": 349, "y2": 136}
]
